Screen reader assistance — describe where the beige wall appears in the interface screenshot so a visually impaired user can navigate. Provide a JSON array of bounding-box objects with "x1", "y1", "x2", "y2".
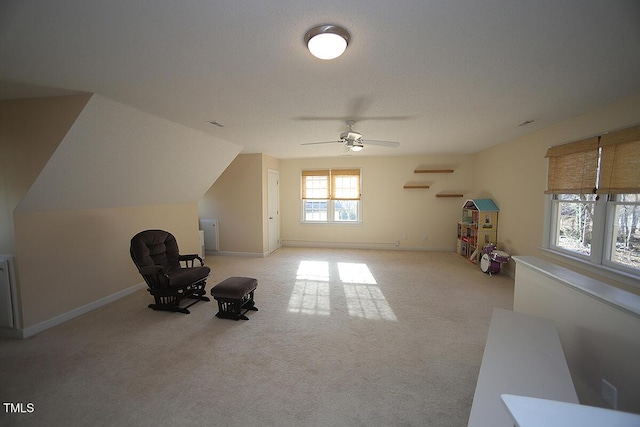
[
  {"x1": 199, "y1": 153, "x2": 282, "y2": 256},
  {"x1": 2, "y1": 95, "x2": 242, "y2": 333},
  {"x1": 13, "y1": 203, "x2": 201, "y2": 329},
  {"x1": 199, "y1": 154, "x2": 264, "y2": 255},
  {"x1": 280, "y1": 154, "x2": 474, "y2": 250},
  {"x1": 0, "y1": 95, "x2": 91, "y2": 254},
  {"x1": 473, "y1": 91, "x2": 640, "y2": 281},
  {"x1": 17, "y1": 94, "x2": 241, "y2": 211}
]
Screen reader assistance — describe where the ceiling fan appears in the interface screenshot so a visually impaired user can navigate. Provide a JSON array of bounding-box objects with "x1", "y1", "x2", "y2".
[{"x1": 301, "y1": 120, "x2": 400, "y2": 153}]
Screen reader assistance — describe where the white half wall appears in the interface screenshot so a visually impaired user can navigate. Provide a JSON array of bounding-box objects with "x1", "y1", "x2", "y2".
[{"x1": 513, "y1": 256, "x2": 640, "y2": 414}]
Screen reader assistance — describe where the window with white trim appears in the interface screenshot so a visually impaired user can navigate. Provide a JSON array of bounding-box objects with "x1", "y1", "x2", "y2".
[
  {"x1": 545, "y1": 125, "x2": 640, "y2": 279},
  {"x1": 605, "y1": 194, "x2": 640, "y2": 272},
  {"x1": 301, "y1": 169, "x2": 361, "y2": 223}
]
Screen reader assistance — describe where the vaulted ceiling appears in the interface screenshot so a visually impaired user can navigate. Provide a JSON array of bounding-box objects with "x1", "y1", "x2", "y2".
[{"x1": 2, "y1": 1, "x2": 640, "y2": 159}]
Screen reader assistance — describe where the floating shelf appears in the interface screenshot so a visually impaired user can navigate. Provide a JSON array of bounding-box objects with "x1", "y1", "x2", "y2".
[
  {"x1": 414, "y1": 169, "x2": 454, "y2": 174},
  {"x1": 403, "y1": 185, "x2": 430, "y2": 189},
  {"x1": 436, "y1": 193, "x2": 464, "y2": 198}
]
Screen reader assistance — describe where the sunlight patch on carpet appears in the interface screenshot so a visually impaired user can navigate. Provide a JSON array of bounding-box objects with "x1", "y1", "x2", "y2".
[
  {"x1": 288, "y1": 261, "x2": 331, "y2": 315},
  {"x1": 288, "y1": 260, "x2": 396, "y2": 320},
  {"x1": 287, "y1": 280, "x2": 331, "y2": 315},
  {"x1": 343, "y1": 284, "x2": 397, "y2": 321},
  {"x1": 296, "y1": 260, "x2": 330, "y2": 281},
  {"x1": 337, "y1": 262, "x2": 377, "y2": 284},
  {"x1": 338, "y1": 262, "x2": 396, "y2": 320}
]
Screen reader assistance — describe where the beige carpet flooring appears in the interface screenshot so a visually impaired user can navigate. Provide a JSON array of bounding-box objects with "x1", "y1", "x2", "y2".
[{"x1": 0, "y1": 248, "x2": 514, "y2": 426}]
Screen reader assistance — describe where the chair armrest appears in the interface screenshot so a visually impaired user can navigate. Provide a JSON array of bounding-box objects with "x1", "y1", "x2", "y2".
[{"x1": 179, "y1": 254, "x2": 204, "y2": 267}]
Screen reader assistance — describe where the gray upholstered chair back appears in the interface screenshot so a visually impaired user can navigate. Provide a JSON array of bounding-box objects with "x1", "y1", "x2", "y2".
[{"x1": 130, "y1": 230, "x2": 182, "y2": 288}]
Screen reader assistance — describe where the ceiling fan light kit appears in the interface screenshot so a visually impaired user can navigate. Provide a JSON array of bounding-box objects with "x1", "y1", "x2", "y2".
[
  {"x1": 349, "y1": 142, "x2": 364, "y2": 152},
  {"x1": 304, "y1": 24, "x2": 350, "y2": 60}
]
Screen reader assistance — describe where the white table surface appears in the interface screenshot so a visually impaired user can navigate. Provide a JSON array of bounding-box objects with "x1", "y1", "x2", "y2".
[{"x1": 501, "y1": 394, "x2": 640, "y2": 427}]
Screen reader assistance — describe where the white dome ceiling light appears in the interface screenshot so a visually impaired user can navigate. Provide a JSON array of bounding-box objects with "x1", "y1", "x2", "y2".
[{"x1": 304, "y1": 25, "x2": 351, "y2": 60}]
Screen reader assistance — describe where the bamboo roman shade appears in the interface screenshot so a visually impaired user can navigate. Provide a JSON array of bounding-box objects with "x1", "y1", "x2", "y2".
[
  {"x1": 545, "y1": 137, "x2": 599, "y2": 194},
  {"x1": 544, "y1": 124, "x2": 640, "y2": 194},
  {"x1": 301, "y1": 169, "x2": 330, "y2": 199},
  {"x1": 331, "y1": 169, "x2": 361, "y2": 200},
  {"x1": 597, "y1": 125, "x2": 640, "y2": 194},
  {"x1": 301, "y1": 169, "x2": 361, "y2": 200}
]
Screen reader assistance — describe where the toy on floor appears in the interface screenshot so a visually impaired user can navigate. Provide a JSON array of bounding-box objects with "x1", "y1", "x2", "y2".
[{"x1": 480, "y1": 243, "x2": 510, "y2": 276}]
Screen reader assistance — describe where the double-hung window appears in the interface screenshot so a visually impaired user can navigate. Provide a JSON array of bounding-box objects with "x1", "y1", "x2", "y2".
[
  {"x1": 545, "y1": 125, "x2": 640, "y2": 280},
  {"x1": 301, "y1": 169, "x2": 361, "y2": 223}
]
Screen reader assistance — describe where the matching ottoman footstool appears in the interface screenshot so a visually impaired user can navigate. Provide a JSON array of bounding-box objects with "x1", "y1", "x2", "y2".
[{"x1": 210, "y1": 276, "x2": 258, "y2": 320}]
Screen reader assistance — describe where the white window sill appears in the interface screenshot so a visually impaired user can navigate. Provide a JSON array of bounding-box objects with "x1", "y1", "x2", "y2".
[{"x1": 539, "y1": 247, "x2": 640, "y2": 291}]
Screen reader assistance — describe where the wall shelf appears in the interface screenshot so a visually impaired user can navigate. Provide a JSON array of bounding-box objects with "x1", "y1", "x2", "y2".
[
  {"x1": 414, "y1": 169, "x2": 454, "y2": 174},
  {"x1": 436, "y1": 193, "x2": 464, "y2": 198},
  {"x1": 403, "y1": 185, "x2": 430, "y2": 189}
]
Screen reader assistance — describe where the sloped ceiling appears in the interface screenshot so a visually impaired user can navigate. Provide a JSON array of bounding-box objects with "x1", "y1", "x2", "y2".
[
  {"x1": 17, "y1": 94, "x2": 242, "y2": 212},
  {"x1": 1, "y1": 1, "x2": 640, "y2": 159}
]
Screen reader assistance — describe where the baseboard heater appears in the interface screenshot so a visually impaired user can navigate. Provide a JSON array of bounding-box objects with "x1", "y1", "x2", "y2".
[{"x1": 199, "y1": 219, "x2": 219, "y2": 253}]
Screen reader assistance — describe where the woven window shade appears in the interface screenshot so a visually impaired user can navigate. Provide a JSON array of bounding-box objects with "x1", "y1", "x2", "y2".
[
  {"x1": 331, "y1": 169, "x2": 361, "y2": 200},
  {"x1": 301, "y1": 170, "x2": 330, "y2": 199},
  {"x1": 545, "y1": 137, "x2": 599, "y2": 194},
  {"x1": 598, "y1": 125, "x2": 640, "y2": 194}
]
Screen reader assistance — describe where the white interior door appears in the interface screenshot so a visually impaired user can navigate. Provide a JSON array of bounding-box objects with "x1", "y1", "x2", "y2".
[{"x1": 268, "y1": 169, "x2": 280, "y2": 253}]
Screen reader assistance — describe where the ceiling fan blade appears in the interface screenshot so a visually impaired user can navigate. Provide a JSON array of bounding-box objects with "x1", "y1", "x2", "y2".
[
  {"x1": 295, "y1": 96, "x2": 413, "y2": 122},
  {"x1": 300, "y1": 140, "x2": 343, "y2": 146},
  {"x1": 295, "y1": 115, "x2": 412, "y2": 122},
  {"x1": 363, "y1": 139, "x2": 400, "y2": 148}
]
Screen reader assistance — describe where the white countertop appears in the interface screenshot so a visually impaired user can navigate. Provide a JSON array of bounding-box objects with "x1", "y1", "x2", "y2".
[{"x1": 467, "y1": 308, "x2": 577, "y2": 427}]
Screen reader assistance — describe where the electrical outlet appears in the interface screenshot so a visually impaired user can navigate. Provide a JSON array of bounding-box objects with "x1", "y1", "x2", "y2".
[{"x1": 601, "y1": 378, "x2": 617, "y2": 409}]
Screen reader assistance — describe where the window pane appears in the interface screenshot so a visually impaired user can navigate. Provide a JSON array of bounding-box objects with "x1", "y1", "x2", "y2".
[
  {"x1": 304, "y1": 200, "x2": 327, "y2": 221},
  {"x1": 608, "y1": 195, "x2": 640, "y2": 272},
  {"x1": 334, "y1": 200, "x2": 359, "y2": 222},
  {"x1": 555, "y1": 195, "x2": 595, "y2": 256}
]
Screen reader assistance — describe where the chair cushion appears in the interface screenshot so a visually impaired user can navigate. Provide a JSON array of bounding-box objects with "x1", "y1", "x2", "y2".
[
  {"x1": 167, "y1": 266, "x2": 211, "y2": 288},
  {"x1": 211, "y1": 277, "x2": 258, "y2": 299}
]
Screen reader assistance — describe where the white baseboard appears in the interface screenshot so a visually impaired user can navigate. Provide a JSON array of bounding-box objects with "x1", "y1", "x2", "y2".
[
  {"x1": 2, "y1": 282, "x2": 146, "y2": 339},
  {"x1": 209, "y1": 250, "x2": 268, "y2": 258},
  {"x1": 281, "y1": 240, "x2": 455, "y2": 252}
]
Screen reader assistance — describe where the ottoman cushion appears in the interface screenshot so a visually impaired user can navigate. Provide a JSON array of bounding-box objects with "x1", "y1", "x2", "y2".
[
  {"x1": 210, "y1": 276, "x2": 258, "y2": 320},
  {"x1": 211, "y1": 277, "x2": 257, "y2": 299}
]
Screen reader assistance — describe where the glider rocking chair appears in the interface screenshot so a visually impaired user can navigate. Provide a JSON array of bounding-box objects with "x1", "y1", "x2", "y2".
[{"x1": 130, "y1": 229, "x2": 210, "y2": 314}]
